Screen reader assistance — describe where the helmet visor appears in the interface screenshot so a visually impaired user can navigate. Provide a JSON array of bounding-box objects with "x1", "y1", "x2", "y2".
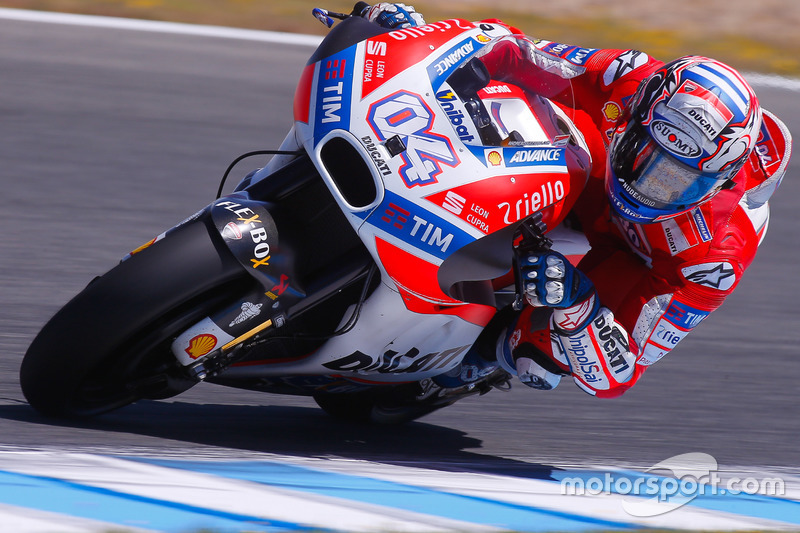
[{"x1": 610, "y1": 121, "x2": 733, "y2": 212}]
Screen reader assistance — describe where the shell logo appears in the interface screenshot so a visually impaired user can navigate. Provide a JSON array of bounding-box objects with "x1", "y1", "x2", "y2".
[
  {"x1": 487, "y1": 151, "x2": 502, "y2": 166},
  {"x1": 185, "y1": 333, "x2": 218, "y2": 359},
  {"x1": 603, "y1": 101, "x2": 622, "y2": 122}
]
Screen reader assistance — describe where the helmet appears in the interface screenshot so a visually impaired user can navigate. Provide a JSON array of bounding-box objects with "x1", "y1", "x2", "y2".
[{"x1": 607, "y1": 56, "x2": 762, "y2": 224}]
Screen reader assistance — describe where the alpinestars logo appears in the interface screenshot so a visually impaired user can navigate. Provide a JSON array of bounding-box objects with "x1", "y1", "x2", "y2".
[
  {"x1": 554, "y1": 294, "x2": 597, "y2": 333},
  {"x1": 603, "y1": 50, "x2": 650, "y2": 87},
  {"x1": 681, "y1": 262, "x2": 736, "y2": 291}
]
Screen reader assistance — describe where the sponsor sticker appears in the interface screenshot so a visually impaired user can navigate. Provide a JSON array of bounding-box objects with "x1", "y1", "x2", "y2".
[
  {"x1": 427, "y1": 37, "x2": 483, "y2": 92},
  {"x1": 314, "y1": 47, "x2": 355, "y2": 143},
  {"x1": 638, "y1": 298, "x2": 708, "y2": 366},
  {"x1": 185, "y1": 334, "x2": 217, "y2": 360},
  {"x1": 229, "y1": 302, "x2": 263, "y2": 328},
  {"x1": 172, "y1": 317, "x2": 236, "y2": 366},
  {"x1": 367, "y1": 90, "x2": 459, "y2": 187},
  {"x1": 603, "y1": 101, "x2": 622, "y2": 122},
  {"x1": 360, "y1": 189, "x2": 473, "y2": 258},
  {"x1": 506, "y1": 148, "x2": 565, "y2": 167},
  {"x1": 425, "y1": 172, "x2": 569, "y2": 234},
  {"x1": 692, "y1": 208, "x2": 712, "y2": 242},
  {"x1": 602, "y1": 50, "x2": 650, "y2": 86},
  {"x1": 553, "y1": 294, "x2": 597, "y2": 333},
  {"x1": 537, "y1": 41, "x2": 599, "y2": 66},
  {"x1": 214, "y1": 200, "x2": 274, "y2": 270},
  {"x1": 323, "y1": 345, "x2": 470, "y2": 374},
  {"x1": 661, "y1": 218, "x2": 691, "y2": 255},
  {"x1": 435, "y1": 89, "x2": 477, "y2": 144},
  {"x1": 681, "y1": 262, "x2": 737, "y2": 291},
  {"x1": 668, "y1": 80, "x2": 734, "y2": 140},
  {"x1": 663, "y1": 299, "x2": 709, "y2": 330},
  {"x1": 651, "y1": 120, "x2": 701, "y2": 158},
  {"x1": 562, "y1": 330, "x2": 609, "y2": 389}
]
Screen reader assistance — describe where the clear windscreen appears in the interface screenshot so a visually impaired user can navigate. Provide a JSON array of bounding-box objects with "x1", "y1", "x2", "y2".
[{"x1": 441, "y1": 36, "x2": 577, "y2": 148}]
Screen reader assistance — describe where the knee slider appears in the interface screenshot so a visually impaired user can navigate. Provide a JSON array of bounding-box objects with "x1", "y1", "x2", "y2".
[{"x1": 513, "y1": 342, "x2": 568, "y2": 390}]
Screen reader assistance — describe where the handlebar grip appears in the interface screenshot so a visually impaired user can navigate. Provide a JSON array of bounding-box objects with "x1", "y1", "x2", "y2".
[{"x1": 352, "y1": 2, "x2": 370, "y2": 16}]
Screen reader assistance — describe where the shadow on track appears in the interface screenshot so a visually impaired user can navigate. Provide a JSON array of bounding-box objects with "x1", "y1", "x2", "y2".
[{"x1": 0, "y1": 399, "x2": 561, "y2": 482}]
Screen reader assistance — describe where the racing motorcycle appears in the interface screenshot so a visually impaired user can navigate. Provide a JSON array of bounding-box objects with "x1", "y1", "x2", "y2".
[{"x1": 20, "y1": 4, "x2": 592, "y2": 423}]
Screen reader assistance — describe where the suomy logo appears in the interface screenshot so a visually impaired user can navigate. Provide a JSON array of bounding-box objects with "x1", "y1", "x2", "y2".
[{"x1": 651, "y1": 120, "x2": 701, "y2": 157}]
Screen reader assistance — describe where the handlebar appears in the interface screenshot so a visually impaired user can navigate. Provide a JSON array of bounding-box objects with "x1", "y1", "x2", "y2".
[{"x1": 312, "y1": 2, "x2": 369, "y2": 27}]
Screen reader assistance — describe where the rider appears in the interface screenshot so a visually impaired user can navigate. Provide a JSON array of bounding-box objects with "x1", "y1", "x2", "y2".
[{"x1": 360, "y1": 4, "x2": 792, "y2": 397}]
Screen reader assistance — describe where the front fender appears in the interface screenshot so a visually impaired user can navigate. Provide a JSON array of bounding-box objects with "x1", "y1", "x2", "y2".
[{"x1": 210, "y1": 193, "x2": 305, "y2": 303}]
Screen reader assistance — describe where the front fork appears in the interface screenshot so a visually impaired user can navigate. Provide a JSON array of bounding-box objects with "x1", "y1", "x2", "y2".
[{"x1": 169, "y1": 193, "x2": 304, "y2": 380}]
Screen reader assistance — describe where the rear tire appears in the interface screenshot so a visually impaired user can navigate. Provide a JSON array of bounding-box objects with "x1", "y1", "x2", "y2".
[{"x1": 20, "y1": 219, "x2": 249, "y2": 418}]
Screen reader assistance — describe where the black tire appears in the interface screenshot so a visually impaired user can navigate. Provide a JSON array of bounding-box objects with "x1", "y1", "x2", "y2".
[{"x1": 20, "y1": 218, "x2": 250, "y2": 418}]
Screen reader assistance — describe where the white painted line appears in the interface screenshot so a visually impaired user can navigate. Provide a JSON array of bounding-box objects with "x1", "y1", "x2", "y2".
[
  {"x1": 0, "y1": 448, "x2": 798, "y2": 532},
  {"x1": 0, "y1": 503, "x2": 154, "y2": 533},
  {"x1": 274, "y1": 455, "x2": 799, "y2": 531},
  {"x1": 741, "y1": 72, "x2": 800, "y2": 91},
  {"x1": 0, "y1": 451, "x2": 499, "y2": 533},
  {"x1": 1, "y1": 7, "x2": 798, "y2": 91},
  {"x1": 0, "y1": 7, "x2": 323, "y2": 47}
]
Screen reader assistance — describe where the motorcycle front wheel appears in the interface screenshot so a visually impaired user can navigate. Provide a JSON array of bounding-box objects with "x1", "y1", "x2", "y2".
[{"x1": 20, "y1": 218, "x2": 250, "y2": 418}]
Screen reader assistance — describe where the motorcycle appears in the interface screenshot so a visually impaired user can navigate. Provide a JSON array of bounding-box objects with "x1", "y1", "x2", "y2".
[{"x1": 20, "y1": 4, "x2": 592, "y2": 423}]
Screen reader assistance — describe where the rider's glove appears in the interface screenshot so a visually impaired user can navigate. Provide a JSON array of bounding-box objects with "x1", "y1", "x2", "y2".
[
  {"x1": 517, "y1": 250, "x2": 599, "y2": 333},
  {"x1": 360, "y1": 3, "x2": 425, "y2": 29},
  {"x1": 518, "y1": 250, "x2": 591, "y2": 308}
]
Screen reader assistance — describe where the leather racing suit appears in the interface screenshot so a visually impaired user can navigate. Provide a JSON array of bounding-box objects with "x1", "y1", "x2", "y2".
[{"x1": 478, "y1": 34, "x2": 791, "y2": 397}]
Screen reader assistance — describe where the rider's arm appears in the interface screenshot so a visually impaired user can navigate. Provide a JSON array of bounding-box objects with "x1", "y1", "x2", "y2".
[
  {"x1": 554, "y1": 197, "x2": 766, "y2": 397},
  {"x1": 553, "y1": 108, "x2": 791, "y2": 398},
  {"x1": 476, "y1": 35, "x2": 660, "y2": 116}
]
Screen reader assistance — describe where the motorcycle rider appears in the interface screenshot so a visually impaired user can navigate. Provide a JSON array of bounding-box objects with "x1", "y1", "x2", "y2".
[{"x1": 360, "y1": 3, "x2": 791, "y2": 397}]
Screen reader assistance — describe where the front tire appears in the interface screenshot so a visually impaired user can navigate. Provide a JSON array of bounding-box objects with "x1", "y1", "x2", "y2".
[{"x1": 20, "y1": 219, "x2": 249, "y2": 418}]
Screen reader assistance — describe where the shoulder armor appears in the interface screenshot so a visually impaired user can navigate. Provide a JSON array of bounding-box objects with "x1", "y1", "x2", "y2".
[{"x1": 743, "y1": 109, "x2": 792, "y2": 208}]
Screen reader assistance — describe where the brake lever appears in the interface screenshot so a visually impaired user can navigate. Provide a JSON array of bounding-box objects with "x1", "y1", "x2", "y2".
[
  {"x1": 312, "y1": 8, "x2": 345, "y2": 27},
  {"x1": 312, "y1": 2, "x2": 369, "y2": 27}
]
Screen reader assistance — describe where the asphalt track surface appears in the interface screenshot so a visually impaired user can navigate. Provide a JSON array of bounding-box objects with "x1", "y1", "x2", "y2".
[{"x1": 0, "y1": 15, "x2": 798, "y2": 477}]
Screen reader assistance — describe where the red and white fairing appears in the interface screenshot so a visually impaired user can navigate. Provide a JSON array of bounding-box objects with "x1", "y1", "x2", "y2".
[{"x1": 236, "y1": 19, "x2": 591, "y2": 382}]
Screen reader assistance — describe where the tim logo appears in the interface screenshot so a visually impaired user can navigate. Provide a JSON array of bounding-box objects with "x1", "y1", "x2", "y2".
[
  {"x1": 378, "y1": 201, "x2": 454, "y2": 253},
  {"x1": 381, "y1": 202, "x2": 410, "y2": 229},
  {"x1": 367, "y1": 90, "x2": 460, "y2": 187},
  {"x1": 363, "y1": 190, "x2": 472, "y2": 259},
  {"x1": 314, "y1": 48, "x2": 354, "y2": 142},
  {"x1": 324, "y1": 59, "x2": 347, "y2": 80}
]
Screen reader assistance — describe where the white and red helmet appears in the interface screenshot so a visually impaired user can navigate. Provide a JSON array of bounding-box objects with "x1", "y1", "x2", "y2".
[{"x1": 607, "y1": 56, "x2": 762, "y2": 223}]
